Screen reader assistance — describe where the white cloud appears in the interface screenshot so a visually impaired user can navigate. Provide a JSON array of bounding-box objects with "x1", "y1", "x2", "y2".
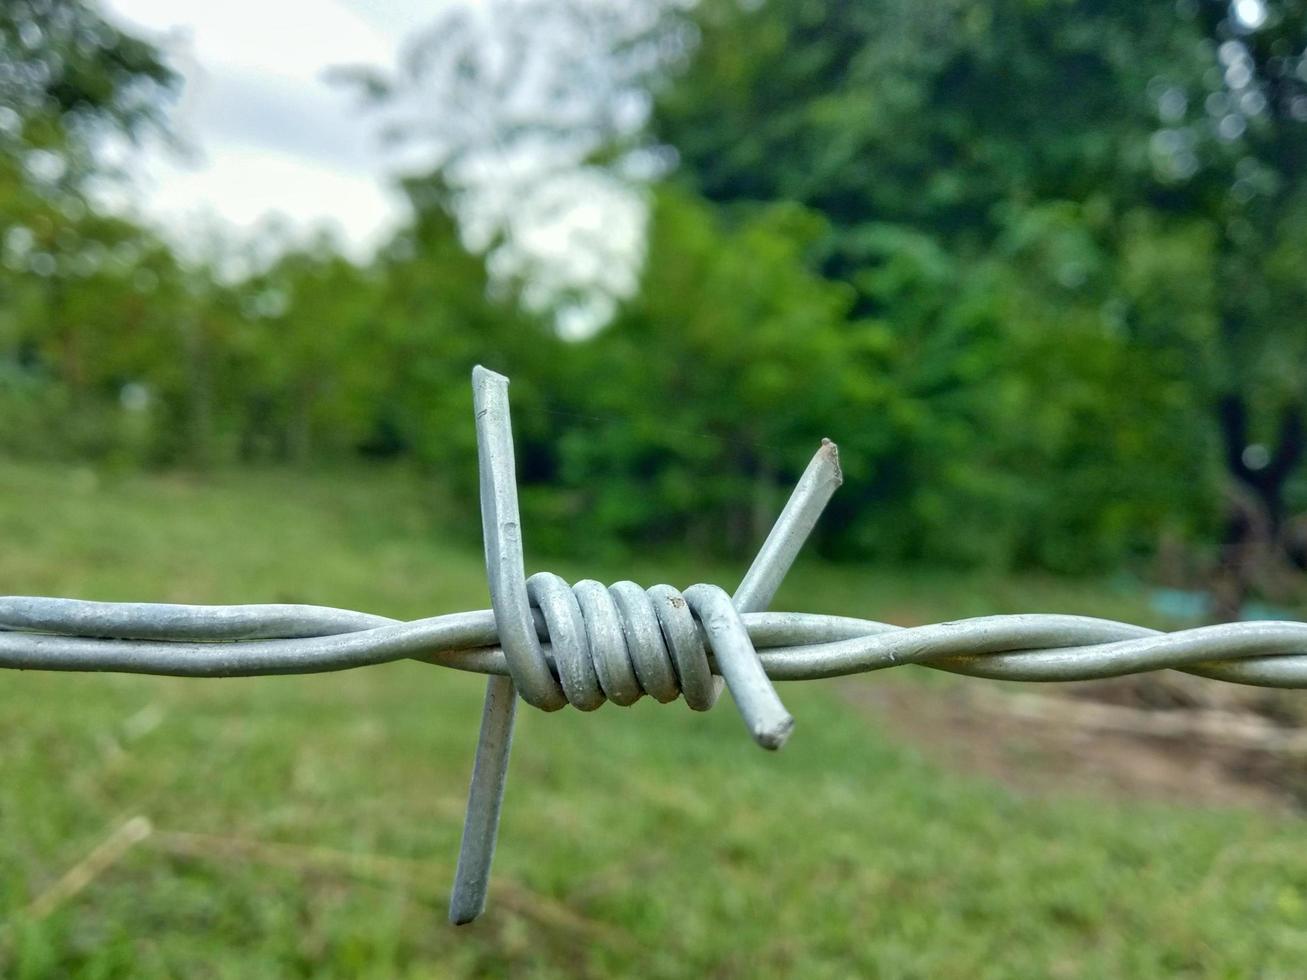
[
  {"x1": 99, "y1": 0, "x2": 429, "y2": 258},
  {"x1": 105, "y1": 0, "x2": 395, "y2": 82},
  {"x1": 96, "y1": 0, "x2": 647, "y2": 328},
  {"x1": 140, "y1": 148, "x2": 406, "y2": 259}
]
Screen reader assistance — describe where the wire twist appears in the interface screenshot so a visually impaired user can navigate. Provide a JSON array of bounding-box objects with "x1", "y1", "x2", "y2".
[
  {"x1": 527, "y1": 576, "x2": 713, "y2": 711},
  {"x1": 5, "y1": 602, "x2": 1307, "y2": 687}
]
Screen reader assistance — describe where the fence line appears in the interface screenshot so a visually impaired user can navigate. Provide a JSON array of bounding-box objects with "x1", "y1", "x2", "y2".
[{"x1": 4, "y1": 366, "x2": 1306, "y2": 922}]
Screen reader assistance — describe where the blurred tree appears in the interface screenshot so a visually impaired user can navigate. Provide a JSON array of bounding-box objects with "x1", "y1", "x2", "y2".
[
  {"x1": 360, "y1": 174, "x2": 567, "y2": 529},
  {"x1": 331, "y1": 0, "x2": 685, "y2": 330},
  {"x1": 1, "y1": 0, "x2": 1302, "y2": 587},
  {"x1": 0, "y1": 0, "x2": 175, "y2": 192},
  {"x1": 0, "y1": 205, "x2": 190, "y2": 462},
  {"x1": 1181, "y1": 1, "x2": 1307, "y2": 609},
  {"x1": 226, "y1": 236, "x2": 381, "y2": 463},
  {"x1": 549, "y1": 187, "x2": 854, "y2": 557},
  {"x1": 0, "y1": 0, "x2": 179, "y2": 459},
  {"x1": 651, "y1": 0, "x2": 1307, "y2": 579}
]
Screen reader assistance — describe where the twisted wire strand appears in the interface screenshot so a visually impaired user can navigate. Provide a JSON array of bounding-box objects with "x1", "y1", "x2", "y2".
[{"x1": 3, "y1": 595, "x2": 1307, "y2": 688}]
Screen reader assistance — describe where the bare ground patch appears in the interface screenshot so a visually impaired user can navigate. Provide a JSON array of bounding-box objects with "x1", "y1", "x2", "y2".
[{"x1": 842, "y1": 673, "x2": 1307, "y2": 813}]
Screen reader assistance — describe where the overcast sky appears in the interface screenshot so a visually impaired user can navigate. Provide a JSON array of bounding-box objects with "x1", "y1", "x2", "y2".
[
  {"x1": 98, "y1": 0, "x2": 648, "y2": 333},
  {"x1": 100, "y1": 0, "x2": 447, "y2": 258}
]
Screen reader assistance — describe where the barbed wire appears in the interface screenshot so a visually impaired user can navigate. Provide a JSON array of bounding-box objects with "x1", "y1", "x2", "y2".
[
  {"x1": 4, "y1": 366, "x2": 1306, "y2": 923},
  {"x1": 7, "y1": 597, "x2": 1306, "y2": 687}
]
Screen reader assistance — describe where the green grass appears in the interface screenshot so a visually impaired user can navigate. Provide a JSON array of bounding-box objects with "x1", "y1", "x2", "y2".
[{"x1": 1, "y1": 461, "x2": 1305, "y2": 977}]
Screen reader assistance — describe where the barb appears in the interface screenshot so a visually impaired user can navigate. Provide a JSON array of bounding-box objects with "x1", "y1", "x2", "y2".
[
  {"x1": 3, "y1": 367, "x2": 1307, "y2": 923},
  {"x1": 451, "y1": 365, "x2": 832, "y2": 922}
]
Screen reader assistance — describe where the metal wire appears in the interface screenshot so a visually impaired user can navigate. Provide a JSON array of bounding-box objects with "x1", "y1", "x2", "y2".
[
  {"x1": 6, "y1": 600, "x2": 1307, "y2": 687},
  {"x1": 3, "y1": 365, "x2": 1307, "y2": 924}
]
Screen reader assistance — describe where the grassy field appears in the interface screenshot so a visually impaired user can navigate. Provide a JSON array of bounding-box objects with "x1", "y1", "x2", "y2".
[{"x1": 2, "y1": 461, "x2": 1306, "y2": 977}]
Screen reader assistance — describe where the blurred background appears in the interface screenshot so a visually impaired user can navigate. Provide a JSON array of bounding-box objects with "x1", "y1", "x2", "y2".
[{"x1": 4, "y1": 0, "x2": 1307, "y2": 975}]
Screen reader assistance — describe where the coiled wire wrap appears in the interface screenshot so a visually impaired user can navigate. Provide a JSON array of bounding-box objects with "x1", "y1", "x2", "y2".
[{"x1": 531, "y1": 576, "x2": 713, "y2": 711}]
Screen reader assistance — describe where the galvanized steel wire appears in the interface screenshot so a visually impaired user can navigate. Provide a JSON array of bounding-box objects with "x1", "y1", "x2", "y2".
[
  {"x1": 6, "y1": 599, "x2": 1307, "y2": 689},
  {"x1": 4, "y1": 365, "x2": 1307, "y2": 923}
]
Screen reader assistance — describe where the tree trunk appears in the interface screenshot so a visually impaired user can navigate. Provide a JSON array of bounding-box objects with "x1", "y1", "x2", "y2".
[
  {"x1": 1212, "y1": 393, "x2": 1305, "y2": 618},
  {"x1": 1218, "y1": 394, "x2": 1304, "y2": 533}
]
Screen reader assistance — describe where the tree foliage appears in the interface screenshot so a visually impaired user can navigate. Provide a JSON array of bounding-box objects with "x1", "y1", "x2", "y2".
[
  {"x1": 648, "y1": 0, "x2": 1307, "y2": 578},
  {"x1": 3, "y1": 0, "x2": 1307, "y2": 591}
]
